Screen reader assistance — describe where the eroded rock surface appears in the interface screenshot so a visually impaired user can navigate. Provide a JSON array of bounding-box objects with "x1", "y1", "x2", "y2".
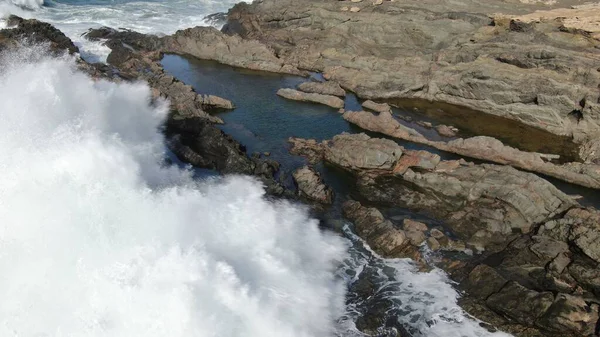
[
  {"x1": 277, "y1": 88, "x2": 344, "y2": 109},
  {"x1": 292, "y1": 166, "x2": 334, "y2": 204},
  {"x1": 290, "y1": 133, "x2": 577, "y2": 254},
  {"x1": 297, "y1": 80, "x2": 346, "y2": 97},
  {"x1": 223, "y1": 0, "x2": 600, "y2": 145},
  {"x1": 343, "y1": 109, "x2": 600, "y2": 189}
]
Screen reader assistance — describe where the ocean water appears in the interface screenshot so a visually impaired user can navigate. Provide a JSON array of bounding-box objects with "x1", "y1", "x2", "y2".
[
  {"x1": 0, "y1": 1, "x2": 517, "y2": 336},
  {"x1": 0, "y1": 0, "x2": 248, "y2": 61}
]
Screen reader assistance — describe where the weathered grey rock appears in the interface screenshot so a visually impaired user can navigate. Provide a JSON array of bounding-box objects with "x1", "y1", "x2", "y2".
[
  {"x1": 324, "y1": 133, "x2": 402, "y2": 171},
  {"x1": 297, "y1": 80, "x2": 346, "y2": 97},
  {"x1": 462, "y1": 264, "x2": 508, "y2": 299},
  {"x1": 299, "y1": 133, "x2": 576, "y2": 253},
  {"x1": 343, "y1": 110, "x2": 424, "y2": 140},
  {"x1": 569, "y1": 262, "x2": 600, "y2": 297},
  {"x1": 343, "y1": 108, "x2": 600, "y2": 189},
  {"x1": 288, "y1": 137, "x2": 324, "y2": 164},
  {"x1": 292, "y1": 166, "x2": 334, "y2": 204},
  {"x1": 90, "y1": 36, "x2": 229, "y2": 124},
  {"x1": 579, "y1": 138, "x2": 600, "y2": 164},
  {"x1": 392, "y1": 149, "x2": 440, "y2": 174},
  {"x1": 361, "y1": 100, "x2": 392, "y2": 114},
  {"x1": 537, "y1": 294, "x2": 599, "y2": 336},
  {"x1": 163, "y1": 26, "x2": 304, "y2": 75},
  {"x1": 223, "y1": 0, "x2": 600, "y2": 144},
  {"x1": 486, "y1": 281, "x2": 555, "y2": 326},
  {"x1": 0, "y1": 16, "x2": 78, "y2": 54},
  {"x1": 567, "y1": 209, "x2": 600, "y2": 263},
  {"x1": 277, "y1": 88, "x2": 344, "y2": 109},
  {"x1": 342, "y1": 200, "x2": 422, "y2": 261},
  {"x1": 435, "y1": 124, "x2": 458, "y2": 137}
]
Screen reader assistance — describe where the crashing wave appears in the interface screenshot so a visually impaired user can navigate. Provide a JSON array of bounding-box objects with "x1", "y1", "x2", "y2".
[
  {"x1": 9, "y1": 0, "x2": 43, "y2": 9},
  {"x1": 0, "y1": 46, "x2": 347, "y2": 337}
]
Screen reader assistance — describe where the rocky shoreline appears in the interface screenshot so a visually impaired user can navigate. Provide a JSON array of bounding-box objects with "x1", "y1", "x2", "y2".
[{"x1": 2, "y1": 1, "x2": 600, "y2": 335}]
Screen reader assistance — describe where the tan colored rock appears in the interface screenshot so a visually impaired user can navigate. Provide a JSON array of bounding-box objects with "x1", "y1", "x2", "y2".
[
  {"x1": 292, "y1": 166, "x2": 334, "y2": 204},
  {"x1": 362, "y1": 100, "x2": 392, "y2": 113},
  {"x1": 298, "y1": 80, "x2": 346, "y2": 97},
  {"x1": 324, "y1": 133, "x2": 402, "y2": 171},
  {"x1": 277, "y1": 88, "x2": 344, "y2": 109},
  {"x1": 403, "y1": 219, "x2": 428, "y2": 232},
  {"x1": 426, "y1": 237, "x2": 440, "y2": 251},
  {"x1": 343, "y1": 108, "x2": 600, "y2": 190},
  {"x1": 511, "y1": 4, "x2": 600, "y2": 39}
]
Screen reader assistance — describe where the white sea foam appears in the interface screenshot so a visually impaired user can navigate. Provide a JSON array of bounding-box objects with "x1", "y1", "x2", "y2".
[
  {"x1": 0, "y1": 46, "x2": 347, "y2": 337},
  {"x1": 0, "y1": 0, "x2": 249, "y2": 62},
  {"x1": 340, "y1": 227, "x2": 514, "y2": 337},
  {"x1": 9, "y1": 0, "x2": 42, "y2": 9}
]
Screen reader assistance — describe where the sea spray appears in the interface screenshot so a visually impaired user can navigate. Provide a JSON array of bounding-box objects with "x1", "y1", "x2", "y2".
[
  {"x1": 9, "y1": 0, "x2": 42, "y2": 9},
  {"x1": 339, "y1": 226, "x2": 514, "y2": 337},
  {"x1": 0, "y1": 0, "x2": 251, "y2": 62},
  {"x1": 0, "y1": 46, "x2": 347, "y2": 337}
]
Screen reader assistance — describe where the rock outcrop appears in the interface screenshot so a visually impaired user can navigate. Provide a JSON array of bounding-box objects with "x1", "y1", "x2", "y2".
[
  {"x1": 79, "y1": 23, "x2": 289, "y2": 196},
  {"x1": 0, "y1": 15, "x2": 78, "y2": 54},
  {"x1": 277, "y1": 88, "x2": 344, "y2": 109},
  {"x1": 343, "y1": 109, "x2": 600, "y2": 189},
  {"x1": 162, "y1": 26, "x2": 304, "y2": 75},
  {"x1": 292, "y1": 166, "x2": 334, "y2": 204},
  {"x1": 297, "y1": 80, "x2": 346, "y2": 97},
  {"x1": 288, "y1": 131, "x2": 600, "y2": 336},
  {"x1": 223, "y1": 0, "x2": 600, "y2": 145},
  {"x1": 289, "y1": 133, "x2": 577, "y2": 253}
]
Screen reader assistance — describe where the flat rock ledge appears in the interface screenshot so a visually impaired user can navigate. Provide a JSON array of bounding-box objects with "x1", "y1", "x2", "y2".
[
  {"x1": 343, "y1": 109, "x2": 600, "y2": 189},
  {"x1": 276, "y1": 88, "x2": 345, "y2": 109},
  {"x1": 297, "y1": 80, "x2": 346, "y2": 97}
]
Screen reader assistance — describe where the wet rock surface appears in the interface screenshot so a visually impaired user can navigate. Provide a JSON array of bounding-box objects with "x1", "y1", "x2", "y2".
[
  {"x1": 8, "y1": 13, "x2": 600, "y2": 337},
  {"x1": 0, "y1": 15, "x2": 78, "y2": 54},
  {"x1": 288, "y1": 131, "x2": 600, "y2": 336},
  {"x1": 292, "y1": 166, "x2": 334, "y2": 204}
]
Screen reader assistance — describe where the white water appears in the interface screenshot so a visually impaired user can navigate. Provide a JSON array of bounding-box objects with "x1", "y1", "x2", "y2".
[
  {"x1": 340, "y1": 228, "x2": 514, "y2": 337},
  {"x1": 0, "y1": 47, "x2": 347, "y2": 337},
  {"x1": 0, "y1": 0, "x2": 249, "y2": 62},
  {"x1": 0, "y1": 1, "x2": 519, "y2": 334},
  {"x1": 8, "y1": 0, "x2": 42, "y2": 9}
]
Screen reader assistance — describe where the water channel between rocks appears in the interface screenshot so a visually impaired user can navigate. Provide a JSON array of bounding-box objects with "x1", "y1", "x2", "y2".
[
  {"x1": 160, "y1": 54, "x2": 600, "y2": 337},
  {"x1": 161, "y1": 54, "x2": 600, "y2": 209}
]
